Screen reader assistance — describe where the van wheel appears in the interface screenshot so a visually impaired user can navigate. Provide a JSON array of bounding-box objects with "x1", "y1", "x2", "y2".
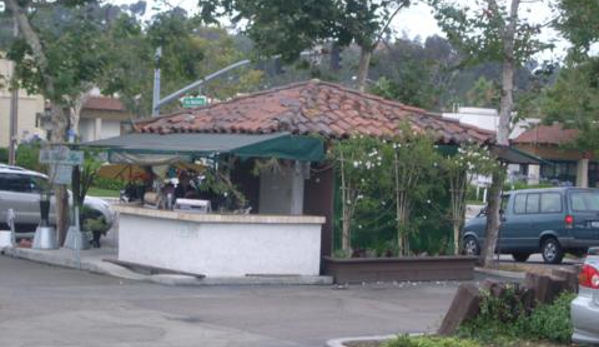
[
  {"x1": 541, "y1": 238, "x2": 564, "y2": 264},
  {"x1": 463, "y1": 236, "x2": 480, "y2": 256},
  {"x1": 511, "y1": 253, "x2": 530, "y2": 262}
]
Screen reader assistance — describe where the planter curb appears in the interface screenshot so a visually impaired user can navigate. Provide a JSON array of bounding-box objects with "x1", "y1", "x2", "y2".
[
  {"x1": 326, "y1": 333, "x2": 422, "y2": 347},
  {"x1": 474, "y1": 267, "x2": 526, "y2": 280},
  {"x1": 2, "y1": 246, "x2": 333, "y2": 286}
]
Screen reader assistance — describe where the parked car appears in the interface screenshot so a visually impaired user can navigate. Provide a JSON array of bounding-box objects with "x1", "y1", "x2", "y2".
[
  {"x1": 0, "y1": 164, "x2": 114, "y2": 232},
  {"x1": 463, "y1": 187, "x2": 599, "y2": 264},
  {"x1": 571, "y1": 247, "x2": 599, "y2": 345}
]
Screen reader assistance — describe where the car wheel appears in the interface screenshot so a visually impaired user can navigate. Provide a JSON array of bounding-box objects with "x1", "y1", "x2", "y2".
[
  {"x1": 463, "y1": 236, "x2": 480, "y2": 256},
  {"x1": 512, "y1": 253, "x2": 530, "y2": 262},
  {"x1": 541, "y1": 237, "x2": 564, "y2": 264}
]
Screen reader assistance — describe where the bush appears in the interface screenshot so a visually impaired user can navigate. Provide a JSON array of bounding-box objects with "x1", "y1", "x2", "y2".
[
  {"x1": 516, "y1": 292, "x2": 576, "y2": 343},
  {"x1": 383, "y1": 335, "x2": 480, "y2": 347},
  {"x1": 458, "y1": 289, "x2": 576, "y2": 344},
  {"x1": 16, "y1": 143, "x2": 46, "y2": 173},
  {"x1": 93, "y1": 177, "x2": 125, "y2": 191},
  {"x1": 0, "y1": 147, "x2": 8, "y2": 163}
]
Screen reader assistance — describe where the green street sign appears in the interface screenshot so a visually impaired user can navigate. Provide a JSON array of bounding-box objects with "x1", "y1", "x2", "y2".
[{"x1": 182, "y1": 96, "x2": 208, "y2": 108}]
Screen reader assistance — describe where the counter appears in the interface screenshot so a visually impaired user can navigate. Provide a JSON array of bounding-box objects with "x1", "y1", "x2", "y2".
[{"x1": 114, "y1": 205, "x2": 325, "y2": 277}]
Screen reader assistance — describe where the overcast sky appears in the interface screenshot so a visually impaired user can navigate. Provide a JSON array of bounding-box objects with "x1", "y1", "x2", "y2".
[{"x1": 112, "y1": 0, "x2": 568, "y2": 61}]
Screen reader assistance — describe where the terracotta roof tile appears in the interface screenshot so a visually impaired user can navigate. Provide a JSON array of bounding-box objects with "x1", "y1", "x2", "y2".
[
  {"x1": 512, "y1": 124, "x2": 578, "y2": 145},
  {"x1": 135, "y1": 80, "x2": 494, "y2": 144},
  {"x1": 84, "y1": 96, "x2": 126, "y2": 112}
]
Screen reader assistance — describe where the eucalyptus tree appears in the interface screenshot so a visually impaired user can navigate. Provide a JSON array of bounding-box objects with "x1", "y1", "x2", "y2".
[
  {"x1": 430, "y1": 0, "x2": 552, "y2": 266},
  {"x1": 200, "y1": 0, "x2": 411, "y2": 91},
  {"x1": 5, "y1": 0, "x2": 114, "y2": 241}
]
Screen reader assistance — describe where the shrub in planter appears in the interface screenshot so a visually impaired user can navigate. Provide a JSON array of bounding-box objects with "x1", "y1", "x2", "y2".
[
  {"x1": 383, "y1": 335, "x2": 480, "y2": 347},
  {"x1": 458, "y1": 287, "x2": 576, "y2": 344}
]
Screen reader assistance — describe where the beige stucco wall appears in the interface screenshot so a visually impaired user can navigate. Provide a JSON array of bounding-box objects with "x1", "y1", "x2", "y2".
[{"x1": 0, "y1": 56, "x2": 45, "y2": 148}]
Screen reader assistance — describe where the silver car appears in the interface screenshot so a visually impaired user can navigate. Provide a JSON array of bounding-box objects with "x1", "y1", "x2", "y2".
[
  {"x1": 0, "y1": 164, "x2": 114, "y2": 231},
  {"x1": 572, "y1": 247, "x2": 599, "y2": 345}
]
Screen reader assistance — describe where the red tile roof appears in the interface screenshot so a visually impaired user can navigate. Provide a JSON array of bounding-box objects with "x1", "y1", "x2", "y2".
[
  {"x1": 512, "y1": 124, "x2": 578, "y2": 145},
  {"x1": 84, "y1": 96, "x2": 126, "y2": 112},
  {"x1": 135, "y1": 80, "x2": 494, "y2": 144}
]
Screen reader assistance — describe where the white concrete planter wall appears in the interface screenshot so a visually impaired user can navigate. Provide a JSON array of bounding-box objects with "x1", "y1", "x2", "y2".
[{"x1": 115, "y1": 206, "x2": 325, "y2": 277}]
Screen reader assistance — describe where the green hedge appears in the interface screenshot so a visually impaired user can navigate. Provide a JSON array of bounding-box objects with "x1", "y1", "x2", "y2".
[
  {"x1": 93, "y1": 177, "x2": 125, "y2": 191},
  {"x1": 0, "y1": 147, "x2": 7, "y2": 163},
  {"x1": 384, "y1": 336, "x2": 480, "y2": 347}
]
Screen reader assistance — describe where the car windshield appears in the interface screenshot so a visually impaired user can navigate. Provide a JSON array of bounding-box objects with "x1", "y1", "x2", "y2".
[{"x1": 569, "y1": 191, "x2": 599, "y2": 212}]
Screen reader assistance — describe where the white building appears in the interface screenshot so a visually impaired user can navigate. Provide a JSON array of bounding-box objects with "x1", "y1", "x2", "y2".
[
  {"x1": 0, "y1": 55, "x2": 45, "y2": 148},
  {"x1": 443, "y1": 107, "x2": 542, "y2": 188}
]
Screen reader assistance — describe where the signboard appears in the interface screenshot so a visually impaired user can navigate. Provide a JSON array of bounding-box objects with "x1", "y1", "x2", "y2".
[
  {"x1": 51, "y1": 164, "x2": 73, "y2": 185},
  {"x1": 181, "y1": 96, "x2": 208, "y2": 108},
  {"x1": 39, "y1": 147, "x2": 84, "y2": 166}
]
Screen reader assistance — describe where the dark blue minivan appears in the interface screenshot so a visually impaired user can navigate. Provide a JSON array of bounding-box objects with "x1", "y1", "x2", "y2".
[{"x1": 463, "y1": 187, "x2": 599, "y2": 264}]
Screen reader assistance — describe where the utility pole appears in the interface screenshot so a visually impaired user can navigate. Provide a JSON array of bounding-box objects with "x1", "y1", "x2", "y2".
[
  {"x1": 151, "y1": 47, "x2": 162, "y2": 117},
  {"x1": 8, "y1": 17, "x2": 19, "y2": 165}
]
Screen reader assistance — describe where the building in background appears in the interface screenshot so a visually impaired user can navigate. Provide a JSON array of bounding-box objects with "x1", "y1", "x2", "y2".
[
  {"x1": 78, "y1": 96, "x2": 132, "y2": 142},
  {"x1": 442, "y1": 106, "x2": 541, "y2": 187},
  {"x1": 512, "y1": 124, "x2": 594, "y2": 188},
  {"x1": 0, "y1": 55, "x2": 45, "y2": 148}
]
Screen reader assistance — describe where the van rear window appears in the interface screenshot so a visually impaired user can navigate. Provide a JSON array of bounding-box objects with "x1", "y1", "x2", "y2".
[{"x1": 569, "y1": 191, "x2": 599, "y2": 212}]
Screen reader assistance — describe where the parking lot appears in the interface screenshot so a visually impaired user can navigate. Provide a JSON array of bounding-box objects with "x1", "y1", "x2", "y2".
[{"x1": 0, "y1": 255, "x2": 467, "y2": 347}]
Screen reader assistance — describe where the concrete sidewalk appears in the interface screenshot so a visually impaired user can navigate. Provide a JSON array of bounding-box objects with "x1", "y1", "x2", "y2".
[{"x1": 1, "y1": 246, "x2": 332, "y2": 286}]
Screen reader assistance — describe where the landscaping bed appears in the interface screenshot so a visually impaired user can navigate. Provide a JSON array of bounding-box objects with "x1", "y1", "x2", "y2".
[{"x1": 323, "y1": 256, "x2": 477, "y2": 284}]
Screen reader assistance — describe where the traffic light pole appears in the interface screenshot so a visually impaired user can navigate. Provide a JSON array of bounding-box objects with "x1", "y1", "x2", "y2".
[{"x1": 151, "y1": 58, "x2": 250, "y2": 117}]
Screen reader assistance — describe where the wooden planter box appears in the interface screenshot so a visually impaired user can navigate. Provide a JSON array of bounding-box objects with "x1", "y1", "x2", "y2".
[{"x1": 323, "y1": 256, "x2": 477, "y2": 284}]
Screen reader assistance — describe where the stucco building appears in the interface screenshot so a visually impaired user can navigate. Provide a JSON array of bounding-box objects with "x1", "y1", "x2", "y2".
[{"x1": 0, "y1": 55, "x2": 45, "y2": 148}]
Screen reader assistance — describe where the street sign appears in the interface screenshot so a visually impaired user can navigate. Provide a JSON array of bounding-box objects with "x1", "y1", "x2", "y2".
[
  {"x1": 181, "y1": 95, "x2": 208, "y2": 108},
  {"x1": 51, "y1": 164, "x2": 73, "y2": 185},
  {"x1": 39, "y1": 147, "x2": 84, "y2": 166}
]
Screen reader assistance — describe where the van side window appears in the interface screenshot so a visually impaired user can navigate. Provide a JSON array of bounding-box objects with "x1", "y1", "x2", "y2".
[
  {"x1": 526, "y1": 193, "x2": 540, "y2": 214},
  {"x1": 514, "y1": 194, "x2": 526, "y2": 214},
  {"x1": 540, "y1": 193, "x2": 562, "y2": 213}
]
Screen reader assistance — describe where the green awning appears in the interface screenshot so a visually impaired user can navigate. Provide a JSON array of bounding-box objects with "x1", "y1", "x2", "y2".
[
  {"x1": 491, "y1": 145, "x2": 551, "y2": 165},
  {"x1": 81, "y1": 132, "x2": 325, "y2": 162}
]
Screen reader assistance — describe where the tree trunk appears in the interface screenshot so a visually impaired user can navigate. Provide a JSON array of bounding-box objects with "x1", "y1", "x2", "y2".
[
  {"x1": 481, "y1": 169, "x2": 504, "y2": 267},
  {"x1": 356, "y1": 46, "x2": 372, "y2": 92},
  {"x1": 480, "y1": 0, "x2": 519, "y2": 267},
  {"x1": 50, "y1": 105, "x2": 69, "y2": 245}
]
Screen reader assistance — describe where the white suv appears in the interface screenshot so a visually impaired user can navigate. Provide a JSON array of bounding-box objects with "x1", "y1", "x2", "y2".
[{"x1": 0, "y1": 164, "x2": 114, "y2": 232}]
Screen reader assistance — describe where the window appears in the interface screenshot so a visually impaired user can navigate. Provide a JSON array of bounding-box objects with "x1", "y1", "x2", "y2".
[
  {"x1": 514, "y1": 194, "x2": 527, "y2": 214},
  {"x1": 526, "y1": 193, "x2": 540, "y2": 214},
  {"x1": 570, "y1": 191, "x2": 599, "y2": 212},
  {"x1": 0, "y1": 173, "x2": 37, "y2": 193},
  {"x1": 540, "y1": 193, "x2": 562, "y2": 213}
]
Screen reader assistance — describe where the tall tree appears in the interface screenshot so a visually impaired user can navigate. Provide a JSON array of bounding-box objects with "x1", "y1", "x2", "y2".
[
  {"x1": 5, "y1": 0, "x2": 110, "y2": 242},
  {"x1": 200, "y1": 0, "x2": 410, "y2": 91},
  {"x1": 431, "y1": 0, "x2": 551, "y2": 267},
  {"x1": 542, "y1": 0, "x2": 599, "y2": 152},
  {"x1": 101, "y1": 11, "x2": 263, "y2": 117}
]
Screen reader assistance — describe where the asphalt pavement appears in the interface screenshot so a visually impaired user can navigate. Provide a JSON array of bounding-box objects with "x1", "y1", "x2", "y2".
[{"x1": 0, "y1": 255, "x2": 467, "y2": 347}]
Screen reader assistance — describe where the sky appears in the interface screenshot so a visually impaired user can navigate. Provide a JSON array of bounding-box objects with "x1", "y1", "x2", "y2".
[{"x1": 112, "y1": 0, "x2": 569, "y2": 61}]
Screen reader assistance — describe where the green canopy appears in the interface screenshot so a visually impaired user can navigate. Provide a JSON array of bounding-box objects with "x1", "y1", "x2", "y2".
[{"x1": 81, "y1": 132, "x2": 325, "y2": 162}]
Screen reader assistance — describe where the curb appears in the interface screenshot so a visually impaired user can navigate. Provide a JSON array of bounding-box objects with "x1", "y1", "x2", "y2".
[
  {"x1": 326, "y1": 333, "x2": 422, "y2": 347},
  {"x1": 1, "y1": 247, "x2": 333, "y2": 286},
  {"x1": 474, "y1": 267, "x2": 526, "y2": 280}
]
